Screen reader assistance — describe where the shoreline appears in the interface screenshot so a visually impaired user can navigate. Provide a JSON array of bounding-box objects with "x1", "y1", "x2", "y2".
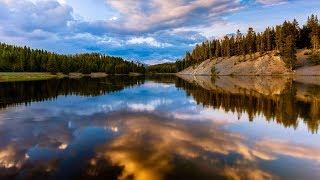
[
  {"x1": 1, "y1": 72, "x2": 320, "y2": 83},
  {"x1": 175, "y1": 73, "x2": 318, "y2": 76},
  {"x1": 0, "y1": 72, "x2": 144, "y2": 82},
  {"x1": 0, "y1": 73, "x2": 66, "y2": 82}
]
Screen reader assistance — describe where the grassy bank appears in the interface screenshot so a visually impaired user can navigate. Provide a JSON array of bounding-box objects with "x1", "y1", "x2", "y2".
[
  {"x1": 0, "y1": 72, "x2": 144, "y2": 82},
  {"x1": 0, "y1": 72, "x2": 66, "y2": 82}
]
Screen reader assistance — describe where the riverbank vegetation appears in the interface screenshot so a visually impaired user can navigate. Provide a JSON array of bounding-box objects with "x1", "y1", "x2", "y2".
[{"x1": 0, "y1": 72, "x2": 66, "y2": 82}]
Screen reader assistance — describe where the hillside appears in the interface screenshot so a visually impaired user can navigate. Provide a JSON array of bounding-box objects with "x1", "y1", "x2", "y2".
[
  {"x1": 178, "y1": 52, "x2": 292, "y2": 75},
  {"x1": 178, "y1": 50, "x2": 319, "y2": 76}
]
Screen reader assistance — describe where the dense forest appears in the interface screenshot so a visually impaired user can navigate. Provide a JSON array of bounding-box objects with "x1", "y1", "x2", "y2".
[
  {"x1": 149, "y1": 14, "x2": 320, "y2": 73},
  {"x1": 0, "y1": 43, "x2": 145, "y2": 74},
  {"x1": 146, "y1": 63, "x2": 177, "y2": 73}
]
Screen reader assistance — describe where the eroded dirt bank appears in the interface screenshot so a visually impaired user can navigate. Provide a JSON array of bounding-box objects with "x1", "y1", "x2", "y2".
[{"x1": 178, "y1": 51, "x2": 318, "y2": 76}]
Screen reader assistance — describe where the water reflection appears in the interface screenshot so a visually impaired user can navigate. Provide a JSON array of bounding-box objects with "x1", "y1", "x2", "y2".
[
  {"x1": 101, "y1": 112, "x2": 320, "y2": 180},
  {"x1": 0, "y1": 75, "x2": 320, "y2": 179},
  {"x1": 176, "y1": 75, "x2": 320, "y2": 133},
  {"x1": 0, "y1": 76, "x2": 145, "y2": 109}
]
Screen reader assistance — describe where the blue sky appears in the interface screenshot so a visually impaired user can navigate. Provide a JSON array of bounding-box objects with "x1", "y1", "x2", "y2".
[{"x1": 0, "y1": 0, "x2": 319, "y2": 64}]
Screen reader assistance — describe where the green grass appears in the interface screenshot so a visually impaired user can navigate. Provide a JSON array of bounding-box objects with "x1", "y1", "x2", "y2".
[{"x1": 0, "y1": 72, "x2": 66, "y2": 82}]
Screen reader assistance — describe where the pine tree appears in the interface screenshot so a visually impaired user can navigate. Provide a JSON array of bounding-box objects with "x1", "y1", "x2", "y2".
[
  {"x1": 283, "y1": 35, "x2": 297, "y2": 70},
  {"x1": 47, "y1": 55, "x2": 57, "y2": 74},
  {"x1": 236, "y1": 30, "x2": 242, "y2": 55},
  {"x1": 61, "y1": 58, "x2": 71, "y2": 74},
  {"x1": 246, "y1": 27, "x2": 256, "y2": 55},
  {"x1": 215, "y1": 40, "x2": 221, "y2": 57},
  {"x1": 311, "y1": 35, "x2": 320, "y2": 50},
  {"x1": 275, "y1": 25, "x2": 283, "y2": 52}
]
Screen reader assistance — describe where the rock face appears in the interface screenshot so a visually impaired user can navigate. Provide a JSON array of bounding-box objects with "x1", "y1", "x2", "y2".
[
  {"x1": 177, "y1": 75, "x2": 291, "y2": 96},
  {"x1": 177, "y1": 74, "x2": 320, "y2": 104},
  {"x1": 178, "y1": 53, "x2": 292, "y2": 76},
  {"x1": 179, "y1": 58, "x2": 216, "y2": 75}
]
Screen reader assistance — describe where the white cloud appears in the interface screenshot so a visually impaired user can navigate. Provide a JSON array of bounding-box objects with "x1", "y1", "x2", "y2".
[
  {"x1": 109, "y1": 16, "x2": 118, "y2": 21},
  {"x1": 127, "y1": 99, "x2": 173, "y2": 112},
  {"x1": 127, "y1": 37, "x2": 172, "y2": 48},
  {"x1": 256, "y1": 0, "x2": 287, "y2": 6},
  {"x1": 128, "y1": 103, "x2": 156, "y2": 112},
  {"x1": 144, "y1": 59, "x2": 176, "y2": 65},
  {"x1": 0, "y1": 0, "x2": 73, "y2": 34},
  {"x1": 57, "y1": 0, "x2": 66, "y2": 4}
]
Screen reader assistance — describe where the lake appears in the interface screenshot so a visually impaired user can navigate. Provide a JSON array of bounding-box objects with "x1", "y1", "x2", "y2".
[{"x1": 0, "y1": 75, "x2": 320, "y2": 179}]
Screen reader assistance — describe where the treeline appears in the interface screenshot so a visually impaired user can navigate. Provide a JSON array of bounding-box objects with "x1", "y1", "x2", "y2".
[
  {"x1": 0, "y1": 43, "x2": 145, "y2": 74},
  {"x1": 146, "y1": 63, "x2": 177, "y2": 73},
  {"x1": 170, "y1": 14, "x2": 319, "y2": 72}
]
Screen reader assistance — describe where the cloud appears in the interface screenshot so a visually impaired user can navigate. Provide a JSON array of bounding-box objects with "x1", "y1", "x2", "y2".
[
  {"x1": 127, "y1": 99, "x2": 173, "y2": 112},
  {"x1": 144, "y1": 59, "x2": 177, "y2": 65},
  {"x1": 105, "y1": 0, "x2": 242, "y2": 33},
  {"x1": 0, "y1": 0, "x2": 244, "y2": 64},
  {"x1": 0, "y1": 0, "x2": 73, "y2": 33},
  {"x1": 0, "y1": 145, "x2": 25, "y2": 168},
  {"x1": 0, "y1": 0, "x2": 210, "y2": 63},
  {"x1": 109, "y1": 16, "x2": 118, "y2": 21},
  {"x1": 256, "y1": 139, "x2": 320, "y2": 162},
  {"x1": 256, "y1": 0, "x2": 287, "y2": 6},
  {"x1": 127, "y1": 37, "x2": 172, "y2": 48}
]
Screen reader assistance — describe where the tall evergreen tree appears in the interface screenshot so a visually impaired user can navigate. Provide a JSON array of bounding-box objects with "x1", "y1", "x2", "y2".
[{"x1": 282, "y1": 35, "x2": 297, "y2": 70}]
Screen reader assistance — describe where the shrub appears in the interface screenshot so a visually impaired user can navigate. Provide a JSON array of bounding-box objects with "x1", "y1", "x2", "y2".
[
  {"x1": 308, "y1": 51, "x2": 320, "y2": 65},
  {"x1": 304, "y1": 50, "x2": 311, "y2": 55},
  {"x1": 211, "y1": 66, "x2": 219, "y2": 76}
]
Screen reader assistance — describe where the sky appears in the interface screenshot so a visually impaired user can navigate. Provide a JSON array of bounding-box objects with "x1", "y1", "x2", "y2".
[{"x1": 0, "y1": 0, "x2": 319, "y2": 64}]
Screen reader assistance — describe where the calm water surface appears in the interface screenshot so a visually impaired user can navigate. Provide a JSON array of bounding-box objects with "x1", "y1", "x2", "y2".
[{"x1": 0, "y1": 75, "x2": 320, "y2": 179}]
